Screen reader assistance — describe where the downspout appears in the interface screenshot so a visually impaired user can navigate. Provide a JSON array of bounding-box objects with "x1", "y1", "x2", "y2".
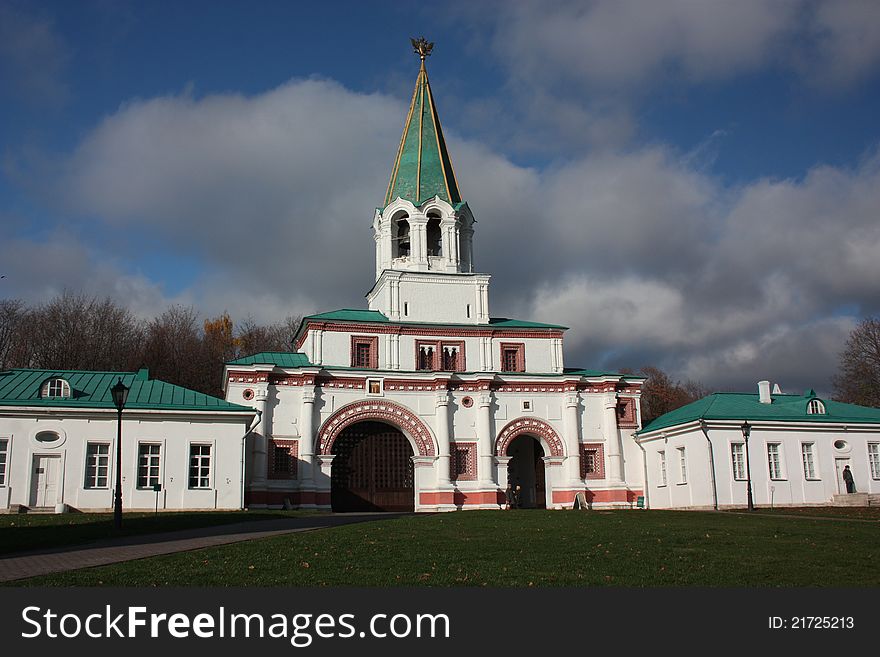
[
  {"x1": 240, "y1": 410, "x2": 262, "y2": 510},
  {"x1": 699, "y1": 419, "x2": 718, "y2": 510},
  {"x1": 636, "y1": 436, "x2": 650, "y2": 509}
]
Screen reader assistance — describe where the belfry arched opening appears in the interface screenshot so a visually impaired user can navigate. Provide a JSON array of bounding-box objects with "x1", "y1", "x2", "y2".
[{"x1": 330, "y1": 421, "x2": 415, "y2": 512}]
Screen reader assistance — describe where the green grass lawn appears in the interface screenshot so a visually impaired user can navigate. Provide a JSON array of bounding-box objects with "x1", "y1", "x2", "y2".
[
  {"x1": 0, "y1": 510, "x2": 317, "y2": 556},
  {"x1": 9, "y1": 509, "x2": 878, "y2": 587},
  {"x1": 734, "y1": 506, "x2": 880, "y2": 520}
]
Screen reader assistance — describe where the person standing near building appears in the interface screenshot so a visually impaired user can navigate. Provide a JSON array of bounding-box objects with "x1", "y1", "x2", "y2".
[{"x1": 843, "y1": 465, "x2": 855, "y2": 493}]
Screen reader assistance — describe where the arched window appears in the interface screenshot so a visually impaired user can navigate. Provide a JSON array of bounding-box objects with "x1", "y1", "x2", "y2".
[
  {"x1": 426, "y1": 213, "x2": 442, "y2": 257},
  {"x1": 807, "y1": 399, "x2": 825, "y2": 415},
  {"x1": 393, "y1": 213, "x2": 410, "y2": 258},
  {"x1": 41, "y1": 378, "x2": 71, "y2": 399}
]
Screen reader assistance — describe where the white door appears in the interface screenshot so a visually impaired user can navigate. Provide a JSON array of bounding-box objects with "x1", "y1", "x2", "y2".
[
  {"x1": 30, "y1": 455, "x2": 60, "y2": 507},
  {"x1": 835, "y1": 458, "x2": 851, "y2": 494}
]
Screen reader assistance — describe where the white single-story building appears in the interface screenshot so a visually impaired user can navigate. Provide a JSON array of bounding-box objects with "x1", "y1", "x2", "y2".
[
  {"x1": 0, "y1": 368, "x2": 257, "y2": 512},
  {"x1": 637, "y1": 380, "x2": 880, "y2": 509}
]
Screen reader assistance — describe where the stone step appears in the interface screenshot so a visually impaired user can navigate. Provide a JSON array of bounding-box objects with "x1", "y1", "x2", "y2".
[{"x1": 832, "y1": 493, "x2": 880, "y2": 506}]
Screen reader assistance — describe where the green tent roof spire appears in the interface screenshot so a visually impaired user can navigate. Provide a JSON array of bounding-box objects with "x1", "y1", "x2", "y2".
[{"x1": 384, "y1": 39, "x2": 462, "y2": 207}]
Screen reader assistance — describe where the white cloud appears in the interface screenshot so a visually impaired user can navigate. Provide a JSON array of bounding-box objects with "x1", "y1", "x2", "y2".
[{"x1": 8, "y1": 73, "x2": 877, "y2": 392}]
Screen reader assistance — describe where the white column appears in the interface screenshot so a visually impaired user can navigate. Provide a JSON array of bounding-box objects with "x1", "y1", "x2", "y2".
[
  {"x1": 604, "y1": 393, "x2": 623, "y2": 483},
  {"x1": 315, "y1": 454, "x2": 335, "y2": 506},
  {"x1": 314, "y1": 330, "x2": 323, "y2": 365},
  {"x1": 435, "y1": 390, "x2": 453, "y2": 488},
  {"x1": 494, "y1": 456, "x2": 511, "y2": 492},
  {"x1": 412, "y1": 456, "x2": 437, "y2": 511},
  {"x1": 299, "y1": 386, "x2": 316, "y2": 495},
  {"x1": 410, "y1": 215, "x2": 428, "y2": 268},
  {"x1": 564, "y1": 394, "x2": 583, "y2": 485},
  {"x1": 476, "y1": 393, "x2": 495, "y2": 488},
  {"x1": 252, "y1": 387, "x2": 271, "y2": 486}
]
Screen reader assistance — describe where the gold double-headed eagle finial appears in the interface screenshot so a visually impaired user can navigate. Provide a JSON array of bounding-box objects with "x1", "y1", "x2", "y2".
[{"x1": 411, "y1": 36, "x2": 434, "y2": 61}]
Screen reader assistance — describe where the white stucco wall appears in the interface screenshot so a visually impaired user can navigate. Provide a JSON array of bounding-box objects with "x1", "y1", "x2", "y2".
[
  {"x1": 0, "y1": 410, "x2": 252, "y2": 512},
  {"x1": 640, "y1": 422, "x2": 880, "y2": 509}
]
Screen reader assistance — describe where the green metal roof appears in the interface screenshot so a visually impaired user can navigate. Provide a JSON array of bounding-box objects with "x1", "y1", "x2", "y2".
[
  {"x1": 384, "y1": 59, "x2": 462, "y2": 207},
  {"x1": 0, "y1": 369, "x2": 253, "y2": 413},
  {"x1": 227, "y1": 352, "x2": 313, "y2": 367},
  {"x1": 639, "y1": 392, "x2": 880, "y2": 434},
  {"x1": 302, "y1": 309, "x2": 567, "y2": 330}
]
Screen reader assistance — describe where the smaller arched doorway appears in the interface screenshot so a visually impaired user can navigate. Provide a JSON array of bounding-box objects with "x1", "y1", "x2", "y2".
[
  {"x1": 507, "y1": 435, "x2": 546, "y2": 509},
  {"x1": 330, "y1": 421, "x2": 415, "y2": 512}
]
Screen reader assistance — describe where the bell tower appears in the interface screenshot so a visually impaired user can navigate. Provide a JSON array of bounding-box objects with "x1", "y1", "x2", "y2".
[{"x1": 367, "y1": 38, "x2": 490, "y2": 325}]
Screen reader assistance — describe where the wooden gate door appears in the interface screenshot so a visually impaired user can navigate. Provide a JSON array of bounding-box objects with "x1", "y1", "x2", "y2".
[{"x1": 331, "y1": 422, "x2": 414, "y2": 512}]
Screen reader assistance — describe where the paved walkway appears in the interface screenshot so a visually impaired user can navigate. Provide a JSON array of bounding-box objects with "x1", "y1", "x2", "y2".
[{"x1": 0, "y1": 513, "x2": 407, "y2": 583}]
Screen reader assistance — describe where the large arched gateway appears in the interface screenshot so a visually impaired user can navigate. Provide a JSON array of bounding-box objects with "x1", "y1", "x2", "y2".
[
  {"x1": 318, "y1": 400, "x2": 435, "y2": 512},
  {"x1": 330, "y1": 421, "x2": 414, "y2": 512}
]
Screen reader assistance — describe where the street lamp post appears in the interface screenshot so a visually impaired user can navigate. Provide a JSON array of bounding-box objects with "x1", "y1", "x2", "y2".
[
  {"x1": 111, "y1": 378, "x2": 130, "y2": 529},
  {"x1": 741, "y1": 421, "x2": 754, "y2": 511}
]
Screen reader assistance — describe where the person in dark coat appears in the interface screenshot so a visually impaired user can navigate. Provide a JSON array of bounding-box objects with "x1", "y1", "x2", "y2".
[{"x1": 842, "y1": 465, "x2": 855, "y2": 493}]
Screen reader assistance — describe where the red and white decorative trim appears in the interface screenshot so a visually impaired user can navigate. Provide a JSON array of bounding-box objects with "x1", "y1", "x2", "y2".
[
  {"x1": 317, "y1": 399, "x2": 436, "y2": 457},
  {"x1": 268, "y1": 439, "x2": 298, "y2": 480},
  {"x1": 499, "y1": 342, "x2": 525, "y2": 372},
  {"x1": 350, "y1": 335, "x2": 379, "y2": 369},
  {"x1": 495, "y1": 417, "x2": 565, "y2": 457},
  {"x1": 616, "y1": 397, "x2": 638, "y2": 428},
  {"x1": 451, "y1": 442, "x2": 477, "y2": 481},
  {"x1": 580, "y1": 442, "x2": 605, "y2": 480},
  {"x1": 295, "y1": 321, "x2": 564, "y2": 350}
]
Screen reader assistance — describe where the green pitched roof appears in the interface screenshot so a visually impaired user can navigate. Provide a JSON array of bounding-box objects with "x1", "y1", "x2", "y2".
[
  {"x1": 301, "y1": 309, "x2": 567, "y2": 330},
  {"x1": 0, "y1": 369, "x2": 253, "y2": 413},
  {"x1": 639, "y1": 392, "x2": 880, "y2": 434},
  {"x1": 227, "y1": 352, "x2": 313, "y2": 367},
  {"x1": 384, "y1": 59, "x2": 461, "y2": 207}
]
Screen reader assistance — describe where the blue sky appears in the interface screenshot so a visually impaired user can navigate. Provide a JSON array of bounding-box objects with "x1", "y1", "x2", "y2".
[{"x1": 2, "y1": 0, "x2": 880, "y2": 392}]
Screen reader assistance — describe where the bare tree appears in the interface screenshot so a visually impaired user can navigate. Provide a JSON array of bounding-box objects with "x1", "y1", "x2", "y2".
[
  {"x1": 236, "y1": 314, "x2": 302, "y2": 356},
  {"x1": 833, "y1": 316, "x2": 880, "y2": 408},
  {"x1": 23, "y1": 292, "x2": 144, "y2": 371},
  {"x1": 0, "y1": 299, "x2": 26, "y2": 369},
  {"x1": 141, "y1": 305, "x2": 204, "y2": 390},
  {"x1": 637, "y1": 366, "x2": 707, "y2": 425}
]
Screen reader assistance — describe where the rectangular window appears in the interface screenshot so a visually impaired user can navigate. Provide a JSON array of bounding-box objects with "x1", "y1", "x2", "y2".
[
  {"x1": 137, "y1": 444, "x2": 161, "y2": 489},
  {"x1": 658, "y1": 450, "x2": 667, "y2": 487},
  {"x1": 416, "y1": 341, "x2": 465, "y2": 372},
  {"x1": 85, "y1": 443, "x2": 110, "y2": 489},
  {"x1": 269, "y1": 439, "x2": 298, "y2": 479},
  {"x1": 731, "y1": 443, "x2": 746, "y2": 481},
  {"x1": 500, "y1": 343, "x2": 525, "y2": 372},
  {"x1": 367, "y1": 379, "x2": 382, "y2": 395},
  {"x1": 678, "y1": 447, "x2": 687, "y2": 484},
  {"x1": 350, "y1": 336, "x2": 378, "y2": 369},
  {"x1": 801, "y1": 443, "x2": 817, "y2": 480},
  {"x1": 868, "y1": 443, "x2": 880, "y2": 480},
  {"x1": 450, "y1": 443, "x2": 477, "y2": 481},
  {"x1": 767, "y1": 443, "x2": 783, "y2": 480},
  {"x1": 579, "y1": 443, "x2": 605, "y2": 480},
  {"x1": 188, "y1": 444, "x2": 212, "y2": 489},
  {"x1": 0, "y1": 438, "x2": 8, "y2": 487}
]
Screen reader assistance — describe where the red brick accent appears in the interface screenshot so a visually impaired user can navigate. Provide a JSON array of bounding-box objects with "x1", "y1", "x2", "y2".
[
  {"x1": 317, "y1": 399, "x2": 436, "y2": 457},
  {"x1": 418, "y1": 490, "x2": 505, "y2": 506},
  {"x1": 415, "y1": 340, "x2": 466, "y2": 372},
  {"x1": 268, "y1": 439, "x2": 298, "y2": 480},
  {"x1": 616, "y1": 397, "x2": 638, "y2": 428},
  {"x1": 499, "y1": 342, "x2": 525, "y2": 372},
  {"x1": 551, "y1": 489, "x2": 643, "y2": 505},
  {"x1": 580, "y1": 443, "x2": 605, "y2": 480},
  {"x1": 295, "y1": 321, "x2": 564, "y2": 350},
  {"x1": 451, "y1": 442, "x2": 477, "y2": 481},
  {"x1": 350, "y1": 335, "x2": 379, "y2": 369},
  {"x1": 495, "y1": 417, "x2": 565, "y2": 457}
]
